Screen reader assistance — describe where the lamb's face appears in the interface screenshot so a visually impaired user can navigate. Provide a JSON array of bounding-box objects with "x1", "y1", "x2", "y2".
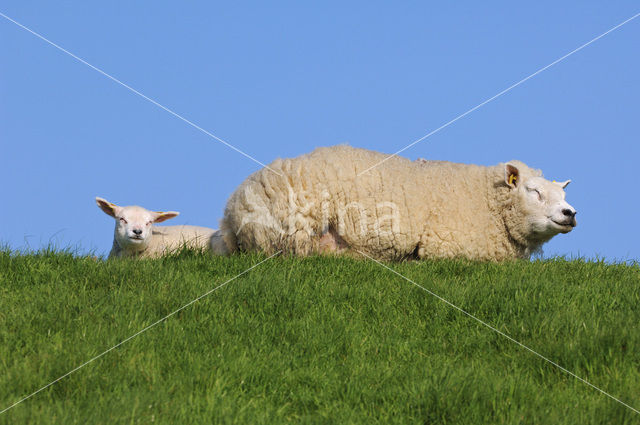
[
  {"x1": 96, "y1": 197, "x2": 179, "y2": 254},
  {"x1": 114, "y1": 206, "x2": 157, "y2": 251}
]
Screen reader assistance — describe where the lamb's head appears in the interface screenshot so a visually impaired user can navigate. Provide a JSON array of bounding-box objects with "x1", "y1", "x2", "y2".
[
  {"x1": 96, "y1": 197, "x2": 179, "y2": 253},
  {"x1": 501, "y1": 162, "x2": 577, "y2": 247}
]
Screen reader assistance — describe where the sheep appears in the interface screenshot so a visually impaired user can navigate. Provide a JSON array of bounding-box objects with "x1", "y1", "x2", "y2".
[
  {"x1": 96, "y1": 197, "x2": 217, "y2": 258},
  {"x1": 217, "y1": 145, "x2": 577, "y2": 261}
]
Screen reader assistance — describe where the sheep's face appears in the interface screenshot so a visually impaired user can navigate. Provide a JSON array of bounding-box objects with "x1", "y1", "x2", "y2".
[
  {"x1": 505, "y1": 164, "x2": 577, "y2": 243},
  {"x1": 96, "y1": 198, "x2": 179, "y2": 253}
]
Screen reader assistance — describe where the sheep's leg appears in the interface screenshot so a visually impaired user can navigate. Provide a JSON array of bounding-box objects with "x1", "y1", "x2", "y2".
[
  {"x1": 317, "y1": 227, "x2": 349, "y2": 254},
  {"x1": 210, "y1": 230, "x2": 232, "y2": 255}
]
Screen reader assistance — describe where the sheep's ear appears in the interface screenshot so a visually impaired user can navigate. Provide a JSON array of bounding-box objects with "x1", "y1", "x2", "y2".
[
  {"x1": 504, "y1": 164, "x2": 520, "y2": 188},
  {"x1": 96, "y1": 197, "x2": 120, "y2": 218},
  {"x1": 153, "y1": 211, "x2": 179, "y2": 223},
  {"x1": 552, "y1": 179, "x2": 571, "y2": 189}
]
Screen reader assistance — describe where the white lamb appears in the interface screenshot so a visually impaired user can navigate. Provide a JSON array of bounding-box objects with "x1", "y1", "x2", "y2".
[
  {"x1": 96, "y1": 197, "x2": 218, "y2": 258},
  {"x1": 217, "y1": 145, "x2": 577, "y2": 262}
]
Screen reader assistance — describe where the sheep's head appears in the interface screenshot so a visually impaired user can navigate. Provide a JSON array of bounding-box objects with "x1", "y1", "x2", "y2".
[
  {"x1": 96, "y1": 197, "x2": 179, "y2": 253},
  {"x1": 502, "y1": 162, "x2": 577, "y2": 246}
]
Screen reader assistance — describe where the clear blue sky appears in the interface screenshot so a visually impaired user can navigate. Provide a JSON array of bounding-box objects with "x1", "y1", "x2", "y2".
[{"x1": 1, "y1": 2, "x2": 638, "y2": 261}]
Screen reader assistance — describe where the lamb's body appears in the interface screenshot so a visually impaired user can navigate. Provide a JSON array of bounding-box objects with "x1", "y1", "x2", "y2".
[
  {"x1": 109, "y1": 225, "x2": 217, "y2": 258},
  {"x1": 220, "y1": 145, "x2": 576, "y2": 261}
]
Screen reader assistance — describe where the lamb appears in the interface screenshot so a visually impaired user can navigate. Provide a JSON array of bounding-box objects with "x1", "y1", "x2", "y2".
[
  {"x1": 217, "y1": 145, "x2": 577, "y2": 261},
  {"x1": 96, "y1": 197, "x2": 218, "y2": 258}
]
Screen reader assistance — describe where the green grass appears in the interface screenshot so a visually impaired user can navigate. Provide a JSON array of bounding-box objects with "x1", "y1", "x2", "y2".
[{"x1": 0, "y1": 249, "x2": 639, "y2": 424}]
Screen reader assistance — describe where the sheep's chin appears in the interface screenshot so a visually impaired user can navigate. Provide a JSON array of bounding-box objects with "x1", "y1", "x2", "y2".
[
  {"x1": 535, "y1": 218, "x2": 574, "y2": 236},
  {"x1": 526, "y1": 221, "x2": 560, "y2": 240},
  {"x1": 551, "y1": 221, "x2": 574, "y2": 234}
]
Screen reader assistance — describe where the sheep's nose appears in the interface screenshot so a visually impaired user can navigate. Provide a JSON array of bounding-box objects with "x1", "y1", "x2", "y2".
[
  {"x1": 133, "y1": 229, "x2": 142, "y2": 235},
  {"x1": 562, "y1": 209, "x2": 576, "y2": 218}
]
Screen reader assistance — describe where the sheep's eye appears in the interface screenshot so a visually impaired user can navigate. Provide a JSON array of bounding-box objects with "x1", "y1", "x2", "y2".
[
  {"x1": 527, "y1": 187, "x2": 542, "y2": 201},
  {"x1": 119, "y1": 217, "x2": 127, "y2": 224},
  {"x1": 146, "y1": 221, "x2": 152, "y2": 226}
]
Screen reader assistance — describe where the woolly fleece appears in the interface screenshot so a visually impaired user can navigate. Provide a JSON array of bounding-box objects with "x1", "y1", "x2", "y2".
[{"x1": 220, "y1": 145, "x2": 575, "y2": 261}]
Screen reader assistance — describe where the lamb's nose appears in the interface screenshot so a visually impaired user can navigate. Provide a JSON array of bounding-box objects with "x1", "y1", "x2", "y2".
[
  {"x1": 562, "y1": 209, "x2": 576, "y2": 218},
  {"x1": 133, "y1": 229, "x2": 142, "y2": 235}
]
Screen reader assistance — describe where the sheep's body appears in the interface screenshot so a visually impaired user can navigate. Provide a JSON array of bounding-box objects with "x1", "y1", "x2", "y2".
[
  {"x1": 220, "y1": 145, "x2": 576, "y2": 261},
  {"x1": 109, "y1": 225, "x2": 217, "y2": 258}
]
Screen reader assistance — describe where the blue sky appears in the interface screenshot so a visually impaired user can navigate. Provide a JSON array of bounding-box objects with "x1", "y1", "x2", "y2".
[{"x1": 1, "y1": 2, "x2": 638, "y2": 261}]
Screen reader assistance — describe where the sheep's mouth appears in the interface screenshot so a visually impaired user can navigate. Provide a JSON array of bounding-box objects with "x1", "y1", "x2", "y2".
[
  {"x1": 129, "y1": 235, "x2": 144, "y2": 241},
  {"x1": 551, "y1": 219, "x2": 576, "y2": 231}
]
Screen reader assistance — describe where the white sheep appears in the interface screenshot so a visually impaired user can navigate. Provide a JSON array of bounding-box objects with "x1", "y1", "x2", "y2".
[
  {"x1": 217, "y1": 145, "x2": 577, "y2": 261},
  {"x1": 96, "y1": 197, "x2": 217, "y2": 258}
]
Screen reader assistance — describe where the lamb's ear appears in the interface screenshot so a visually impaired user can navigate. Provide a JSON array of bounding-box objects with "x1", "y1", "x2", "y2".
[
  {"x1": 96, "y1": 197, "x2": 120, "y2": 218},
  {"x1": 153, "y1": 211, "x2": 179, "y2": 223},
  {"x1": 559, "y1": 179, "x2": 571, "y2": 189},
  {"x1": 504, "y1": 164, "x2": 520, "y2": 188}
]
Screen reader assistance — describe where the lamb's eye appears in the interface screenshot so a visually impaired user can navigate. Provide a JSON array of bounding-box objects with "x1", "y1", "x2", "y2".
[
  {"x1": 119, "y1": 218, "x2": 128, "y2": 224},
  {"x1": 146, "y1": 221, "x2": 152, "y2": 226}
]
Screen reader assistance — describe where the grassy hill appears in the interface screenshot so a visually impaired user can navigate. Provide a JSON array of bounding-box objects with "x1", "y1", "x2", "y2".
[{"x1": 1, "y1": 249, "x2": 639, "y2": 424}]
